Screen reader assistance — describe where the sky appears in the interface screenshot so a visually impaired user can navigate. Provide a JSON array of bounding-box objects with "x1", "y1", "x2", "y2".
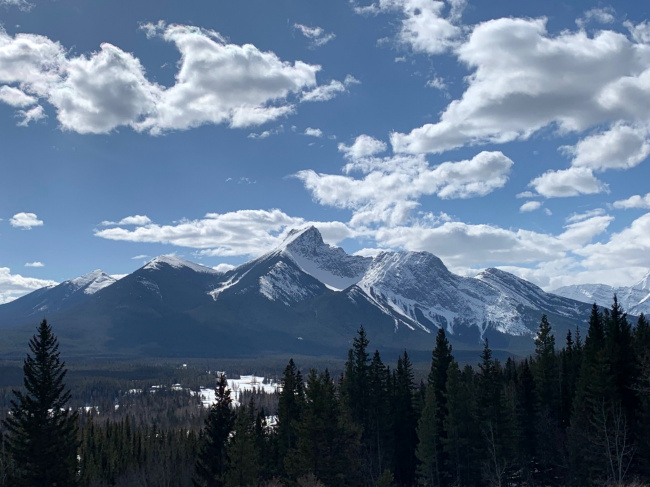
[{"x1": 2, "y1": 0, "x2": 650, "y2": 303}]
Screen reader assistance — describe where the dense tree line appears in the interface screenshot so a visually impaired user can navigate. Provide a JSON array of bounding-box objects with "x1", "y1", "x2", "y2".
[{"x1": 3, "y1": 298, "x2": 650, "y2": 486}]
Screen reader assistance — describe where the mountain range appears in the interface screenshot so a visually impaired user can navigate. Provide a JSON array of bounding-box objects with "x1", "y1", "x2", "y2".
[
  {"x1": 552, "y1": 273, "x2": 650, "y2": 317},
  {"x1": 0, "y1": 227, "x2": 602, "y2": 360}
]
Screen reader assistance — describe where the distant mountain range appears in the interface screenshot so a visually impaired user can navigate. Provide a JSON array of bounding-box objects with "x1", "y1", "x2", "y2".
[
  {"x1": 552, "y1": 272, "x2": 650, "y2": 317},
  {"x1": 0, "y1": 227, "x2": 599, "y2": 360}
]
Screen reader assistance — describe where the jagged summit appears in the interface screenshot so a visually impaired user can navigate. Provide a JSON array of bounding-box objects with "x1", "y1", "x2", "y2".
[
  {"x1": 144, "y1": 255, "x2": 219, "y2": 274},
  {"x1": 69, "y1": 270, "x2": 116, "y2": 295},
  {"x1": 277, "y1": 226, "x2": 371, "y2": 291}
]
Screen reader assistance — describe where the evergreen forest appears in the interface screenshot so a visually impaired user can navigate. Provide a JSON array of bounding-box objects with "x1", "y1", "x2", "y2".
[{"x1": 2, "y1": 296, "x2": 650, "y2": 486}]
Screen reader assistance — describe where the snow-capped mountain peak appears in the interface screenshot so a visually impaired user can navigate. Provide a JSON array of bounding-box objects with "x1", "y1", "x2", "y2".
[
  {"x1": 144, "y1": 255, "x2": 220, "y2": 274},
  {"x1": 277, "y1": 226, "x2": 371, "y2": 291},
  {"x1": 69, "y1": 270, "x2": 116, "y2": 295},
  {"x1": 633, "y1": 269, "x2": 650, "y2": 292}
]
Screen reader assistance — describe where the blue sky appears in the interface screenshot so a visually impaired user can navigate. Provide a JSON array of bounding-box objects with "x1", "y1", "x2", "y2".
[{"x1": 2, "y1": 0, "x2": 650, "y2": 303}]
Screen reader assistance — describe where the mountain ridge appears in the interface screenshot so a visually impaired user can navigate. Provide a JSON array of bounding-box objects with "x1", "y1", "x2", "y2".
[{"x1": 0, "y1": 226, "x2": 599, "y2": 359}]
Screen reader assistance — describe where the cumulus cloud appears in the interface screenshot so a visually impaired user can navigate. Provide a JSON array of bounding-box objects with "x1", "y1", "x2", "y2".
[
  {"x1": 613, "y1": 192, "x2": 650, "y2": 209},
  {"x1": 391, "y1": 17, "x2": 650, "y2": 155},
  {"x1": 304, "y1": 127, "x2": 323, "y2": 137},
  {"x1": 294, "y1": 24, "x2": 336, "y2": 47},
  {"x1": 102, "y1": 215, "x2": 152, "y2": 226},
  {"x1": 529, "y1": 167, "x2": 608, "y2": 198},
  {"x1": 338, "y1": 135, "x2": 387, "y2": 162},
  {"x1": 213, "y1": 263, "x2": 236, "y2": 273},
  {"x1": 0, "y1": 24, "x2": 336, "y2": 134},
  {"x1": 95, "y1": 209, "x2": 358, "y2": 257},
  {"x1": 10, "y1": 212, "x2": 43, "y2": 229},
  {"x1": 576, "y1": 7, "x2": 616, "y2": 28},
  {"x1": 563, "y1": 123, "x2": 650, "y2": 171},
  {"x1": 0, "y1": 267, "x2": 56, "y2": 304},
  {"x1": 95, "y1": 209, "x2": 305, "y2": 257},
  {"x1": 625, "y1": 20, "x2": 650, "y2": 44},
  {"x1": 24, "y1": 261, "x2": 44, "y2": 267},
  {"x1": 296, "y1": 151, "x2": 513, "y2": 226},
  {"x1": 0, "y1": 85, "x2": 37, "y2": 107},
  {"x1": 358, "y1": 0, "x2": 463, "y2": 54},
  {"x1": 301, "y1": 75, "x2": 359, "y2": 102},
  {"x1": 16, "y1": 104, "x2": 45, "y2": 126},
  {"x1": 519, "y1": 201, "x2": 541, "y2": 213},
  {"x1": 576, "y1": 212, "x2": 650, "y2": 269}
]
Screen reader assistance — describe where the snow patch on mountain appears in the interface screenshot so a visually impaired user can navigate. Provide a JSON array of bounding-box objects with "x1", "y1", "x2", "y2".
[
  {"x1": 69, "y1": 270, "x2": 116, "y2": 295},
  {"x1": 552, "y1": 273, "x2": 650, "y2": 316},
  {"x1": 209, "y1": 268, "x2": 253, "y2": 301},
  {"x1": 145, "y1": 255, "x2": 219, "y2": 274},
  {"x1": 258, "y1": 261, "x2": 323, "y2": 305},
  {"x1": 278, "y1": 226, "x2": 371, "y2": 291}
]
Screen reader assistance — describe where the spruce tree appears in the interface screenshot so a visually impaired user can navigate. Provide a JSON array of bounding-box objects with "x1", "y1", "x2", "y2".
[
  {"x1": 2, "y1": 319, "x2": 79, "y2": 487},
  {"x1": 276, "y1": 358, "x2": 304, "y2": 476},
  {"x1": 416, "y1": 327, "x2": 453, "y2": 486},
  {"x1": 194, "y1": 372, "x2": 236, "y2": 487},
  {"x1": 225, "y1": 397, "x2": 261, "y2": 487}
]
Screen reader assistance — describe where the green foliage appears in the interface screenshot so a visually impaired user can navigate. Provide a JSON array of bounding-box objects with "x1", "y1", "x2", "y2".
[
  {"x1": 194, "y1": 373, "x2": 236, "y2": 487},
  {"x1": 2, "y1": 320, "x2": 79, "y2": 486}
]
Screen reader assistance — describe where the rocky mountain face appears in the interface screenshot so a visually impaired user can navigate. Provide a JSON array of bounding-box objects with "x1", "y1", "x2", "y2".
[
  {"x1": 552, "y1": 271, "x2": 650, "y2": 317},
  {"x1": 0, "y1": 227, "x2": 595, "y2": 359}
]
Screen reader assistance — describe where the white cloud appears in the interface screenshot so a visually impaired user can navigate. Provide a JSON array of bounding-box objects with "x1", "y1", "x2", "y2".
[
  {"x1": 294, "y1": 24, "x2": 336, "y2": 47},
  {"x1": 118, "y1": 215, "x2": 151, "y2": 226},
  {"x1": 10, "y1": 212, "x2": 43, "y2": 229},
  {"x1": 213, "y1": 263, "x2": 236, "y2": 273},
  {"x1": 566, "y1": 208, "x2": 606, "y2": 223},
  {"x1": 102, "y1": 215, "x2": 152, "y2": 226},
  {"x1": 577, "y1": 212, "x2": 650, "y2": 269},
  {"x1": 0, "y1": 85, "x2": 37, "y2": 107},
  {"x1": 625, "y1": 20, "x2": 650, "y2": 44},
  {"x1": 0, "y1": 0, "x2": 32, "y2": 11},
  {"x1": 304, "y1": 127, "x2": 323, "y2": 137},
  {"x1": 362, "y1": 0, "x2": 462, "y2": 55},
  {"x1": 516, "y1": 191, "x2": 536, "y2": 199},
  {"x1": 135, "y1": 24, "x2": 319, "y2": 133},
  {"x1": 0, "y1": 267, "x2": 56, "y2": 304},
  {"x1": 519, "y1": 201, "x2": 541, "y2": 213},
  {"x1": 95, "y1": 209, "x2": 306, "y2": 257},
  {"x1": 613, "y1": 192, "x2": 650, "y2": 209},
  {"x1": 16, "y1": 104, "x2": 45, "y2": 126},
  {"x1": 563, "y1": 123, "x2": 650, "y2": 171},
  {"x1": 338, "y1": 134, "x2": 387, "y2": 162},
  {"x1": 0, "y1": 25, "x2": 333, "y2": 134},
  {"x1": 576, "y1": 7, "x2": 616, "y2": 28},
  {"x1": 131, "y1": 254, "x2": 150, "y2": 260},
  {"x1": 529, "y1": 167, "x2": 608, "y2": 198},
  {"x1": 24, "y1": 261, "x2": 44, "y2": 267},
  {"x1": 296, "y1": 151, "x2": 513, "y2": 226},
  {"x1": 426, "y1": 76, "x2": 447, "y2": 91},
  {"x1": 391, "y1": 18, "x2": 650, "y2": 154},
  {"x1": 301, "y1": 75, "x2": 359, "y2": 103}
]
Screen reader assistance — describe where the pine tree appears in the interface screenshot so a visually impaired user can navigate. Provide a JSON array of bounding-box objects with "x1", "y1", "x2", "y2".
[
  {"x1": 287, "y1": 369, "x2": 361, "y2": 486},
  {"x1": 194, "y1": 373, "x2": 236, "y2": 487},
  {"x1": 416, "y1": 327, "x2": 453, "y2": 486},
  {"x1": 532, "y1": 315, "x2": 562, "y2": 480},
  {"x1": 276, "y1": 358, "x2": 304, "y2": 477},
  {"x1": 2, "y1": 319, "x2": 79, "y2": 487},
  {"x1": 392, "y1": 351, "x2": 417, "y2": 486},
  {"x1": 225, "y1": 397, "x2": 261, "y2": 487},
  {"x1": 443, "y1": 363, "x2": 480, "y2": 487}
]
